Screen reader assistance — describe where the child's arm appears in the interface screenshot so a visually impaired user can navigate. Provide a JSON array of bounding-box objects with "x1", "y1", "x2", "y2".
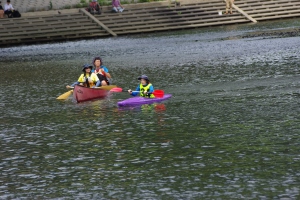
[
  {"x1": 119, "y1": 0, "x2": 123, "y2": 8},
  {"x1": 148, "y1": 85, "x2": 154, "y2": 94},
  {"x1": 129, "y1": 85, "x2": 140, "y2": 96},
  {"x1": 66, "y1": 74, "x2": 84, "y2": 88},
  {"x1": 66, "y1": 81, "x2": 79, "y2": 88}
]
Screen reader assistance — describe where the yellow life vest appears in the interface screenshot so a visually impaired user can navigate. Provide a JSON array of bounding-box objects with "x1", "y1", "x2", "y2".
[
  {"x1": 140, "y1": 83, "x2": 155, "y2": 98},
  {"x1": 82, "y1": 76, "x2": 95, "y2": 88},
  {"x1": 78, "y1": 73, "x2": 96, "y2": 88}
]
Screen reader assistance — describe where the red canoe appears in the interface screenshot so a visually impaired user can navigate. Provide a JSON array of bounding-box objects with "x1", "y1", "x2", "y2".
[{"x1": 73, "y1": 85, "x2": 108, "y2": 103}]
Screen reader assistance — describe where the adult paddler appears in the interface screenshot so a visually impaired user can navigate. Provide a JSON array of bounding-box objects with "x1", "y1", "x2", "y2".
[{"x1": 92, "y1": 56, "x2": 111, "y2": 86}]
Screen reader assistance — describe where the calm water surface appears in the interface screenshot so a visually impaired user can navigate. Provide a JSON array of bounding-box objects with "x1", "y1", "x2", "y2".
[{"x1": 1, "y1": 19, "x2": 300, "y2": 199}]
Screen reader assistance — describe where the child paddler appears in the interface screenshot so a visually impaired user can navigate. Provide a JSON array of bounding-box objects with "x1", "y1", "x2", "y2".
[
  {"x1": 92, "y1": 56, "x2": 111, "y2": 86},
  {"x1": 128, "y1": 75, "x2": 155, "y2": 98},
  {"x1": 66, "y1": 64, "x2": 100, "y2": 89}
]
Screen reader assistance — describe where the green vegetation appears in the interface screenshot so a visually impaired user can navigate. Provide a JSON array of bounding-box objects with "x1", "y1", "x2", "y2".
[
  {"x1": 138, "y1": 0, "x2": 162, "y2": 2},
  {"x1": 73, "y1": 0, "x2": 88, "y2": 8},
  {"x1": 24, "y1": 0, "x2": 166, "y2": 13},
  {"x1": 49, "y1": 1, "x2": 53, "y2": 10},
  {"x1": 98, "y1": 0, "x2": 112, "y2": 6},
  {"x1": 88, "y1": 0, "x2": 111, "y2": 6},
  {"x1": 89, "y1": 0, "x2": 164, "y2": 3},
  {"x1": 63, "y1": 5, "x2": 72, "y2": 9}
]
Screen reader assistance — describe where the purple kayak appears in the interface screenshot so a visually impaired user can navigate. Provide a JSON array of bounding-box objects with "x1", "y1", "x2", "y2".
[{"x1": 118, "y1": 94, "x2": 172, "y2": 107}]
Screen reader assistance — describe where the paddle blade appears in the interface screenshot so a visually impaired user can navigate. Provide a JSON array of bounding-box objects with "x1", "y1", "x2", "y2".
[
  {"x1": 57, "y1": 90, "x2": 73, "y2": 100},
  {"x1": 98, "y1": 85, "x2": 117, "y2": 91},
  {"x1": 153, "y1": 90, "x2": 164, "y2": 98},
  {"x1": 110, "y1": 87, "x2": 124, "y2": 92}
]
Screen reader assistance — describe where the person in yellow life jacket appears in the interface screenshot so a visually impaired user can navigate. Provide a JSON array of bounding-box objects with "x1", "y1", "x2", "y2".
[
  {"x1": 66, "y1": 64, "x2": 100, "y2": 89},
  {"x1": 128, "y1": 75, "x2": 155, "y2": 98}
]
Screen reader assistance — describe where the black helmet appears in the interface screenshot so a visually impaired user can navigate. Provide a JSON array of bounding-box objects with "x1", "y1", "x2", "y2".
[
  {"x1": 138, "y1": 75, "x2": 149, "y2": 81},
  {"x1": 82, "y1": 64, "x2": 93, "y2": 72}
]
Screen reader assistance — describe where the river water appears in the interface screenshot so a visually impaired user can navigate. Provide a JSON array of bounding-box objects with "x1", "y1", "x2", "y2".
[{"x1": 1, "y1": 19, "x2": 300, "y2": 199}]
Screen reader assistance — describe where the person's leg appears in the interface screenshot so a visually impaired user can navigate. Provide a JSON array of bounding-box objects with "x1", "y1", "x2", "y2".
[
  {"x1": 7, "y1": 10, "x2": 12, "y2": 18},
  {"x1": 0, "y1": 10, "x2": 4, "y2": 18},
  {"x1": 225, "y1": 0, "x2": 229, "y2": 14},
  {"x1": 101, "y1": 80, "x2": 108, "y2": 86},
  {"x1": 118, "y1": 6, "x2": 124, "y2": 12},
  {"x1": 89, "y1": 6, "x2": 95, "y2": 14},
  {"x1": 229, "y1": 0, "x2": 233, "y2": 14},
  {"x1": 112, "y1": 7, "x2": 118, "y2": 12},
  {"x1": 96, "y1": 5, "x2": 101, "y2": 14}
]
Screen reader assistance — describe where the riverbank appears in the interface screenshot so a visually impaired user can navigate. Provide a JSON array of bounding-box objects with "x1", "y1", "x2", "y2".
[{"x1": 0, "y1": 0, "x2": 300, "y2": 47}]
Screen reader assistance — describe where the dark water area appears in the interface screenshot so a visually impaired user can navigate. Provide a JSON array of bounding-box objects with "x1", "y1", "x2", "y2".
[{"x1": 1, "y1": 19, "x2": 300, "y2": 199}]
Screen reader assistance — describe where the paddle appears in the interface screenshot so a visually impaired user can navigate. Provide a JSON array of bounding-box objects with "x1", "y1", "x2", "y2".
[
  {"x1": 56, "y1": 85, "x2": 117, "y2": 100},
  {"x1": 57, "y1": 90, "x2": 73, "y2": 100},
  {"x1": 99, "y1": 85, "x2": 117, "y2": 91},
  {"x1": 110, "y1": 87, "x2": 164, "y2": 98}
]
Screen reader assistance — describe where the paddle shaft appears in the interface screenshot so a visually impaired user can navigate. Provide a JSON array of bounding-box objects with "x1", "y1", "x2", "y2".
[{"x1": 109, "y1": 87, "x2": 164, "y2": 98}]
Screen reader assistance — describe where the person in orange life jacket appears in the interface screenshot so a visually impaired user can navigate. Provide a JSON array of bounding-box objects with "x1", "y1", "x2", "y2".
[
  {"x1": 128, "y1": 75, "x2": 155, "y2": 98},
  {"x1": 66, "y1": 64, "x2": 100, "y2": 89},
  {"x1": 91, "y1": 56, "x2": 111, "y2": 86}
]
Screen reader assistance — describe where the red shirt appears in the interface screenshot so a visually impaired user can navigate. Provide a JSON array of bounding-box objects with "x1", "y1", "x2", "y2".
[{"x1": 89, "y1": 2, "x2": 98, "y2": 9}]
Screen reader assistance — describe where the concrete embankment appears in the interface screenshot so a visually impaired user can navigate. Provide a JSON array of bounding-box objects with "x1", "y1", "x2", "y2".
[{"x1": 1, "y1": 0, "x2": 300, "y2": 47}]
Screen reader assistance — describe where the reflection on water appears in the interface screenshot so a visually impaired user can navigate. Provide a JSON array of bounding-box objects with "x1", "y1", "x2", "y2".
[
  {"x1": 1, "y1": 18, "x2": 300, "y2": 199},
  {"x1": 118, "y1": 103, "x2": 166, "y2": 112}
]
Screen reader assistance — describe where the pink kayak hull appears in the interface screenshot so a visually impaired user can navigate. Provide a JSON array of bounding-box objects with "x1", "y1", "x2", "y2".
[
  {"x1": 118, "y1": 94, "x2": 172, "y2": 107},
  {"x1": 73, "y1": 85, "x2": 108, "y2": 103}
]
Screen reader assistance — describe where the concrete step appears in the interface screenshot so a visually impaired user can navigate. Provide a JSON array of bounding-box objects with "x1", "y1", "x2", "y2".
[
  {"x1": 1, "y1": 19, "x2": 94, "y2": 29},
  {"x1": 115, "y1": 19, "x2": 249, "y2": 35},
  {"x1": 106, "y1": 13, "x2": 245, "y2": 29},
  {"x1": 100, "y1": 5, "x2": 227, "y2": 19},
  {"x1": 99, "y1": 11, "x2": 238, "y2": 25},
  {"x1": 1, "y1": 13, "x2": 84, "y2": 22},
  {"x1": 0, "y1": 26, "x2": 106, "y2": 37},
  {"x1": 254, "y1": 12, "x2": 300, "y2": 21},
  {"x1": 110, "y1": 15, "x2": 247, "y2": 32},
  {"x1": 243, "y1": 2, "x2": 300, "y2": 13},
  {"x1": 98, "y1": 8, "x2": 229, "y2": 23},
  {"x1": 239, "y1": 1, "x2": 300, "y2": 10},
  {"x1": 0, "y1": 29, "x2": 109, "y2": 42},
  {"x1": 0, "y1": 15, "x2": 87, "y2": 26},
  {"x1": 246, "y1": 5, "x2": 300, "y2": 14},
  {"x1": 103, "y1": 5, "x2": 228, "y2": 19},
  {"x1": 0, "y1": 24, "x2": 100, "y2": 35},
  {"x1": 250, "y1": 8, "x2": 300, "y2": 18},
  {"x1": 237, "y1": 0, "x2": 300, "y2": 7}
]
